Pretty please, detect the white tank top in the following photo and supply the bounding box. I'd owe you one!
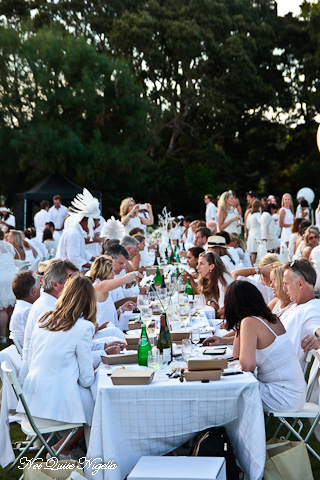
[252,316,305,388]
[220,209,238,233]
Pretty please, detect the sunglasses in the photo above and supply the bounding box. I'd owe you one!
[289,260,308,282]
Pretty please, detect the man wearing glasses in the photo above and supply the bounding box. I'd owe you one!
[282,259,320,369]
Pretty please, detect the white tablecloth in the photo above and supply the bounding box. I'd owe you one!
[86,367,266,480]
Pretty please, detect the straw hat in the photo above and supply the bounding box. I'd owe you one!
[207,236,227,248]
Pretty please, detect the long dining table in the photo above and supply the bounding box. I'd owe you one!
[85,364,266,480]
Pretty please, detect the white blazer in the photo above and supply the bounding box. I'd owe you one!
[18,318,95,425]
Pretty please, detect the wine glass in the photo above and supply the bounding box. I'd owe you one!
[178,294,190,327]
[137,295,149,316]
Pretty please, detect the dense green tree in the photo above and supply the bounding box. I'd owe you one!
[1,2,320,216]
[0,25,153,214]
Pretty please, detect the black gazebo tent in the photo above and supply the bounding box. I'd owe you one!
[13,173,102,229]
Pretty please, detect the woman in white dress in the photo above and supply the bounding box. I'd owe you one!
[0,230,17,342]
[120,197,154,235]
[217,191,240,234]
[261,204,279,253]
[7,230,37,265]
[18,275,97,455]
[279,193,294,247]
[246,199,262,265]
[197,251,233,318]
[226,280,305,413]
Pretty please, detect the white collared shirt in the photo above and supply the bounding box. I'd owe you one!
[9,299,32,347]
[49,204,68,230]
[56,223,92,270]
[34,209,52,240]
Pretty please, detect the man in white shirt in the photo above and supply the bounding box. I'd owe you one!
[48,195,68,231]
[34,200,52,240]
[204,194,217,223]
[282,259,320,368]
[19,259,78,386]
[56,220,94,271]
[56,188,101,271]
[9,271,40,348]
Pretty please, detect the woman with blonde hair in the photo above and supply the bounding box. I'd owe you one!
[120,197,154,234]
[197,251,233,317]
[268,263,294,317]
[19,274,97,432]
[217,191,240,234]
[89,255,137,329]
[279,193,294,247]
[8,229,37,264]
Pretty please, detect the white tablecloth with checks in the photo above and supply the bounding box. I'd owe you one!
[86,367,266,480]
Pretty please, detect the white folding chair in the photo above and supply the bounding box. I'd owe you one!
[1,361,83,471]
[268,352,320,462]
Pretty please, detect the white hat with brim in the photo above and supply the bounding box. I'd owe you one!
[0,207,13,214]
[207,235,227,248]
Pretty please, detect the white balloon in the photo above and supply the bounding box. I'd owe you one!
[296,187,315,205]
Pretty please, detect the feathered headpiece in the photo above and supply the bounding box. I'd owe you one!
[68,188,100,240]
[101,216,125,240]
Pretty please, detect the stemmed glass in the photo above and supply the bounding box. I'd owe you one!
[137,295,151,327]
[178,294,190,327]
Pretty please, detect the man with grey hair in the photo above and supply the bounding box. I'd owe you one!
[103,239,140,306]
[19,259,78,385]
[282,259,320,368]
[121,235,140,261]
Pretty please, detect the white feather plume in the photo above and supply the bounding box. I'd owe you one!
[68,188,101,240]
[101,216,126,240]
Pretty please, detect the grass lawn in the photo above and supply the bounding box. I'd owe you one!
[1,418,319,479]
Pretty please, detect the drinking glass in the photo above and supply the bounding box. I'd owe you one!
[182,338,192,361]
[191,328,200,354]
[148,350,160,370]
[194,294,206,317]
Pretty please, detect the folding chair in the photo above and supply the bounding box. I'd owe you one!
[268,352,320,462]
[1,361,83,472]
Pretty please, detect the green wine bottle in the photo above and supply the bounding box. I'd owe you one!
[161,274,166,289]
[185,277,194,297]
[154,266,162,285]
[157,313,172,363]
[138,324,152,366]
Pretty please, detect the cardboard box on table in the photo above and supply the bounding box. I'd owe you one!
[111,368,154,385]
[101,353,138,365]
[128,456,226,480]
[184,358,228,382]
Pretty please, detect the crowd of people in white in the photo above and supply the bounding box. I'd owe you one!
[1,186,320,461]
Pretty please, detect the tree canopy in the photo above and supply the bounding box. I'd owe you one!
[1,1,320,217]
